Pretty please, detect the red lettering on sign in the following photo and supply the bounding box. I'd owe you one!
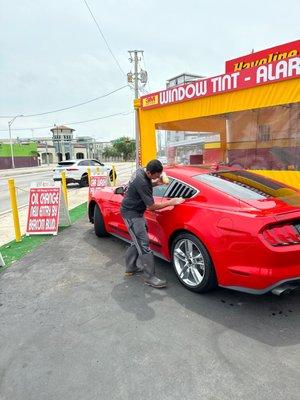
[26,187,61,235]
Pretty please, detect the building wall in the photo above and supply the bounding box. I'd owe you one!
[0,157,38,169]
[37,145,88,164]
[0,143,38,169]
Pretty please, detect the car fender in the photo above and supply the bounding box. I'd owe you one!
[167,222,212,255]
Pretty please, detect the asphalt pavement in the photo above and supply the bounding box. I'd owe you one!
[0,217,299,400]
[0,171,54,213]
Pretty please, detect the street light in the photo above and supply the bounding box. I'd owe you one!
[8,114,24,169]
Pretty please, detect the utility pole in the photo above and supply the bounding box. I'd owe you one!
[128,50,148,168]
[45,141,49,165]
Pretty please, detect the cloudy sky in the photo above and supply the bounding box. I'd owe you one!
[0,0,299,141]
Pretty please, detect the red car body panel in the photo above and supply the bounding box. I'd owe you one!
[89,166,300,294]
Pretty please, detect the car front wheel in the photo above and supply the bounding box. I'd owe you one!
[94,204,108,237]
[109,169,117,182]
[171,233,217,293]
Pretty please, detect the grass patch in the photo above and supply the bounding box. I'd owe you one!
[0,202,87,271]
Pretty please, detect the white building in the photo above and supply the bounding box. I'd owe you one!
[12,125,113,165]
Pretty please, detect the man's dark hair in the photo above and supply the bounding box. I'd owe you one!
[146,159,163,174]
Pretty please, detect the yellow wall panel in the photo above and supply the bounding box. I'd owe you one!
[139,78,300,165]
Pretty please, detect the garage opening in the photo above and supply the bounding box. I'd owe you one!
[155,102,300,170]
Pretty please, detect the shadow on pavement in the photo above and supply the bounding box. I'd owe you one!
[85,228,300,348]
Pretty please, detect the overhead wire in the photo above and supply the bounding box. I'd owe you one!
[0,110,134,132]
[0,2,132,135]
[0,85,129,118]
[82,0,126,78]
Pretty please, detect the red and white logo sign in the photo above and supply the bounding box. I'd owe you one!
[225,40,300,73]
[89,174,107,197]
[90,175,107,188]
[26,187,60,235]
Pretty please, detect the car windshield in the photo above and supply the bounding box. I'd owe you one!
[194,170,299,200]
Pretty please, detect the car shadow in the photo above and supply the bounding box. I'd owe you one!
[66,183,82,190]
[84,228,300,347]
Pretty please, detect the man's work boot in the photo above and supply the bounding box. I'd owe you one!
[124,245,143,276]
[140,253,167,288]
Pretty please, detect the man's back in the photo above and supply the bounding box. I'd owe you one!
[120,167,154,219]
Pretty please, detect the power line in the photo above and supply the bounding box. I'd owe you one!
[0,110,133,132]
[82,0,126,78]
[0,85,129,118]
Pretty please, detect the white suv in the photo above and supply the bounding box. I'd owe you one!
[53,159,115,187]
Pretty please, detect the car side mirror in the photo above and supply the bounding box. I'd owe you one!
[114,186,125,195]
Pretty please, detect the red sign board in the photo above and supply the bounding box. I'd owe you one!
[26,187,60,235]
[141,56,300,110]
[225,40,300,74]
[90,175,107,188]
[89,174,107,197]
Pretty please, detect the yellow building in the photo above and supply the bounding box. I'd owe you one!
[137,40,300,186]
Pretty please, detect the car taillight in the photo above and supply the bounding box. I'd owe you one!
[66,168,79,171]
[262,224,300,246]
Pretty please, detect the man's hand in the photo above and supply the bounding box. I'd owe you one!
[152,177,165,187]
[147,197,185,211]
[168,197,185,206]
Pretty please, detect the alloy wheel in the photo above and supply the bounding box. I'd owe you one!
[173,239,205,287]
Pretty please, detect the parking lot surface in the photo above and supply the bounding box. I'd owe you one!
[0,217,300,400]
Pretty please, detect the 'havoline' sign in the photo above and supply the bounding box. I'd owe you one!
[225,40,300,73]
[141,56,300,110]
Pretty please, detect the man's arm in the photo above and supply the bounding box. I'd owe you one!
[147,197,185,211]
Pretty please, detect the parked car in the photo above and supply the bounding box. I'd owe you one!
[53,159,116,187]
[88,165,300,295]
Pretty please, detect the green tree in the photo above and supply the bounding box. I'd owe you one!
[102,146,118,158]
[111,136,136,161]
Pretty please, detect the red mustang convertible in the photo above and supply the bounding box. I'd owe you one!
[88,165,300,295]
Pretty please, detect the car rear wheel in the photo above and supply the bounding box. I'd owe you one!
[171,233,217,293]
[94,204,108,237]
[109,169,117,182]
[79,174,89,187]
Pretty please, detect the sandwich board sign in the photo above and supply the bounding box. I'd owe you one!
[26,185,70,236]
[89,174,108,196]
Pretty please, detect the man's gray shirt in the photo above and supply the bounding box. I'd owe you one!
[120,168,154,219]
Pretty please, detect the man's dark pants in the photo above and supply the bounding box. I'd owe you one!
[123,216,155,275]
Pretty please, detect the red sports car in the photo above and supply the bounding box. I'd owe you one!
[88,165,300,295]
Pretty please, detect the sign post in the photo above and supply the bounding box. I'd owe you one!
[0,252,5,267]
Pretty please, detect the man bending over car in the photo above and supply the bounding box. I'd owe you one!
[120,159,184,288]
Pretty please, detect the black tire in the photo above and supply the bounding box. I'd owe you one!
[171,233,217,293]
[109,169,117,182]
[79,174,89,187]
[94,204,108,237]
